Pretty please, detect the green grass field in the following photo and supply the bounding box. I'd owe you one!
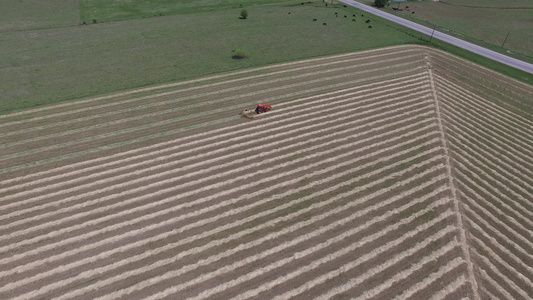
[356,0,533,64]
[1,0,532,114]
[0,0,421,114]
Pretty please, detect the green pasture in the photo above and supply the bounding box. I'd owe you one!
[0,0,80,31]
[1,0,532,115]
[80,0,290,23]
[0,1,420,114]
[357,0,533,64]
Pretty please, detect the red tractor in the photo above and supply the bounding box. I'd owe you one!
[255,104,272,114]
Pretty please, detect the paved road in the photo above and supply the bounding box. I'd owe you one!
[339,0,533,75]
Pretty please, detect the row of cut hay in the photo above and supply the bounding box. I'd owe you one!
[0,51,424,145]
[0,55,425,153]
[89,175,452,300]
[0,59,428,177]
[0,82,434,224]
[429,51,533,116]
[0,45,424,124]
[0,73,431,201]
[0,94,434,221]
[84,177,451,300]
[457,169,533,253]
[0,69,429,191]
[437,87,533,160]
[0,111,438,253]
[436,77,533,151]
[436,84,533,220]
[433,76,533,298]
[0,106,440,275]
[1,139,448,300]
[0,79,455,298]
[0,48,425,139]
[440,109,533,182]
[423,47,533,98]
[186,210,456,300]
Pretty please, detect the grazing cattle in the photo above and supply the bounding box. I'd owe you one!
[344,15,347,18]
[343,5,347,7]
[323,22,327,25]
[365,19,370,23]
[288,12,291,14]
[313,18,317,21]
[352,19,356,22]
[368,25,372,28]
[353,14,356,17]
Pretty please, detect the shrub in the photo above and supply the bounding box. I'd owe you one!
[232,47,247,59]
[240,9,248,19]
[374,0,388,8]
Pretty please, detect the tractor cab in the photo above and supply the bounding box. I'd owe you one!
[255,104,272,114]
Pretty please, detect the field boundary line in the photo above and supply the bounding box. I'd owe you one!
[0,64,426,154]
[0,51,423,132]
[0,45,419,119]
[426,56,480,300]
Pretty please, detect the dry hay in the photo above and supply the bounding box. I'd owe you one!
[0,45,532,300]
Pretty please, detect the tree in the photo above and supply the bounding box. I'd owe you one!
[374,0,387,8]
[240,9,248,19]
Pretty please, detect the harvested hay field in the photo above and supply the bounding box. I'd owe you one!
[0,45,532,299]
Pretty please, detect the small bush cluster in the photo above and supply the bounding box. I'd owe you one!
[232,47,247,59]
